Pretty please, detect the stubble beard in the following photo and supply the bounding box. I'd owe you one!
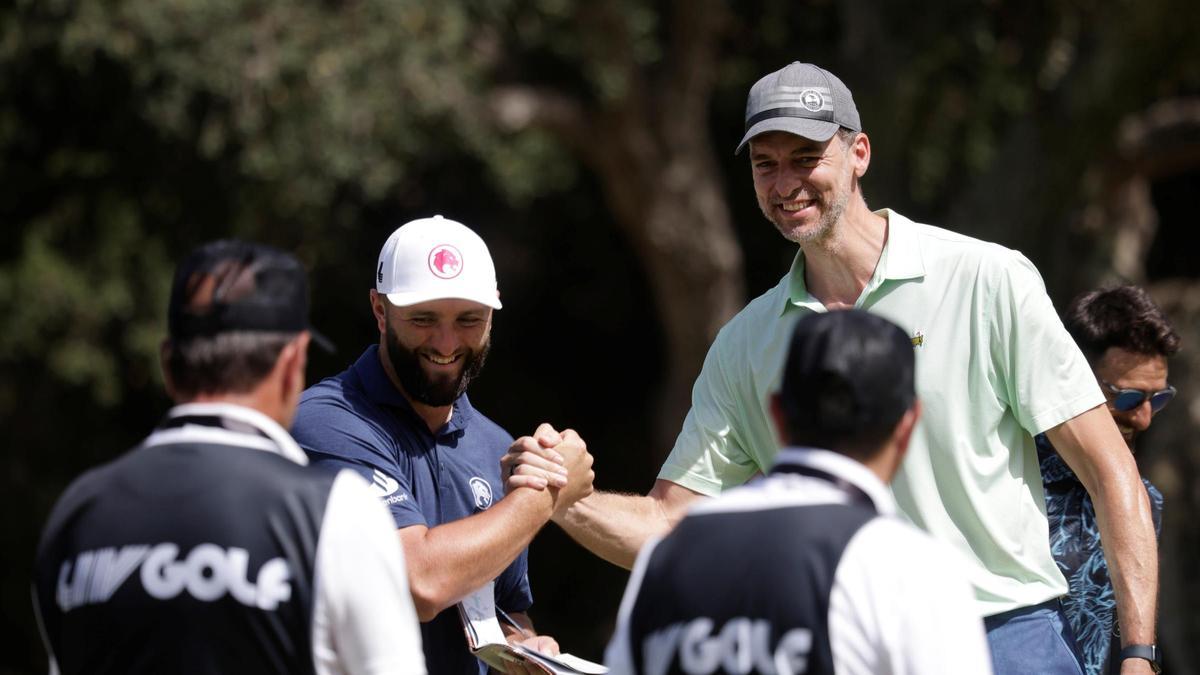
[384,324,490,407]
[762,188,850,247]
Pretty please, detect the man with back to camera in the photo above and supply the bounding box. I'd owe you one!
[604,310,994,675]
[32,240,425,674]
[507,62,1160,674]
[290,216,595,675]
[1040,285,1177,675]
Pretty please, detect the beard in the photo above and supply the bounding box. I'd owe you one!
[761,185,850,246]
[384,325,490,407]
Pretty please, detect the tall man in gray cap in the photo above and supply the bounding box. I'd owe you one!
[33,240,425,674]
[605,310,993,675]
[508,62,1159,674]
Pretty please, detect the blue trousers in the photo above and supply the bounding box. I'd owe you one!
[985,599,1085,675]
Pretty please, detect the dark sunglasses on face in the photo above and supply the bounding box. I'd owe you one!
[1101,380,1176,413]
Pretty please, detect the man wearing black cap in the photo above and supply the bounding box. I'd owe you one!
[511,61,1160,675]
[32,240,425,674]
[603,310,992,674]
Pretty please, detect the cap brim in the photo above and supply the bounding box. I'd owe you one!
[384,290,502,310]
[735,118,841,154]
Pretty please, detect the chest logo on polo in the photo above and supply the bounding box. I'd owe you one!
[911,330,924,348]
[56,543,291,612]
[469,476,494,510]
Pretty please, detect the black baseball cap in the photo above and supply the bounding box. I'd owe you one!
[779,310,914,438]
[167,240,334,352]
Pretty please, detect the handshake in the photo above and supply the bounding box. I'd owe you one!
[501,423,595,518]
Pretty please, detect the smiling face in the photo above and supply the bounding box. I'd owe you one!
[749,130,867,245]
[372,293,492,408]
[1093,346,1170,451]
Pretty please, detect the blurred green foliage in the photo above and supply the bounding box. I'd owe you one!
[3,0,1199,671]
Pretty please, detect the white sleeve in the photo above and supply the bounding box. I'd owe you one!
[829,518,993,675]
[603,536,662,675]
[312,470,426,675]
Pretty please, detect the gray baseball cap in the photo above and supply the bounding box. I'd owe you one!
[735,62,861,154]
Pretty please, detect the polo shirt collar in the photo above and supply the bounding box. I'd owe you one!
[782,208,926,315]
[352,345,474,436]
[145,402,309,465]
[771,446,897,516]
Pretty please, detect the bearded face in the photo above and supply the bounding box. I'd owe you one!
[384,321,489,407]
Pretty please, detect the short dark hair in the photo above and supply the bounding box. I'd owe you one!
[778,310,915,461]
[1064,285,1180,365]
[164,331,298,398]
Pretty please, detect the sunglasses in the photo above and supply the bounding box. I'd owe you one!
[1100,380,1176,413]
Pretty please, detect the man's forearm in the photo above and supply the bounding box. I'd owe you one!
[1046,408,1159,652]
[552,491,671,569]
[553,481,703,569]
[403,487,553,618]
[1093,471,1159,647]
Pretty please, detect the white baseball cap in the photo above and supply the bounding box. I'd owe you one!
[376,215,502,309]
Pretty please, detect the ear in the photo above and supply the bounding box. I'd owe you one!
[889,399,922,469]
[850,131,871,180]
[280,333,310,395]
[369,289,388,335]
[275,333,310,424]
[769,393,790,446]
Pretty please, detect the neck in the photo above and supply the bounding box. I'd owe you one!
[376,347,454,434]
[859,450,899,486]
[408,398,454,434]
[799,201,887,309]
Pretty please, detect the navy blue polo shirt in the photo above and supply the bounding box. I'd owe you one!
[291,345,532,675]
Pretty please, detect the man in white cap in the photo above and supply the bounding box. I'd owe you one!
[292,216,595,675]
[509,62,1159,674]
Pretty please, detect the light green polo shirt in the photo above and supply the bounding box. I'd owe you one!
[658,209,1104,616]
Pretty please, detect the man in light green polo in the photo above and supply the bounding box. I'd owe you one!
[504,62,1160,675]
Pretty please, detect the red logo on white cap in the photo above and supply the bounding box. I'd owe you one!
[428,245,463,279]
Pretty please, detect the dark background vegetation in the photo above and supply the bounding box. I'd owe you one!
[3,0,1199,672]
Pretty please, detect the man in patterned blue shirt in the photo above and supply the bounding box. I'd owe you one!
[1038,285,1178,675]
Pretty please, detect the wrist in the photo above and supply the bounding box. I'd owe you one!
[1119,644,1162,673]
[508,483,556,519]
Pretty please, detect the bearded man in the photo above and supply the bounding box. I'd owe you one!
[291,216,594,675]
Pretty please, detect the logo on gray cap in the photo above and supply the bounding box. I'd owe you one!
[735,62,861,154]
[800,88,825,112]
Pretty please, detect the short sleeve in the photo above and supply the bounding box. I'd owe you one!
[987,251,1104,435]
[831,519,993,674]
[657,333,760,496]
[293,395,428,529]
[312,470,426,674]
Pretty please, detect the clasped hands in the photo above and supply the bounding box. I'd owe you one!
[501,423,594,517]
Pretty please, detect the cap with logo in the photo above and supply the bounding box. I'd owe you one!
[376,215,502,310]
[778,309,914,437]
[168,239,334,352]
[735,61,862,154]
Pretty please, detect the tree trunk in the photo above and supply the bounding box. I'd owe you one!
[489,0,745,458]
[586,107,745,458]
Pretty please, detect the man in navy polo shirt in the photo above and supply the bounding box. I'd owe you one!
[292,216,594,675]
